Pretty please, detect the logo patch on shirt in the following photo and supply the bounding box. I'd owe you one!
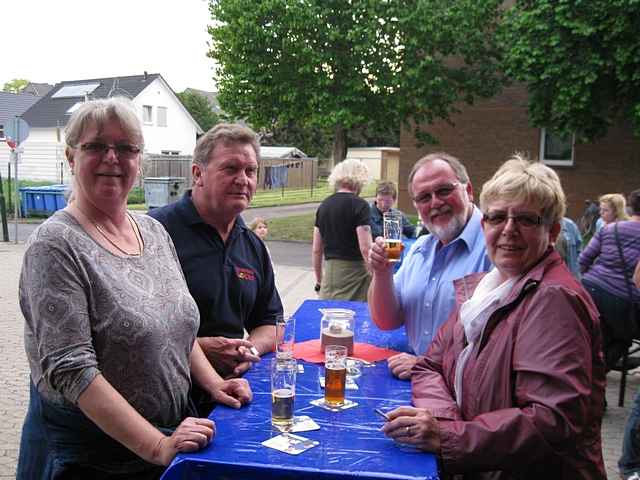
[235,267,256,281]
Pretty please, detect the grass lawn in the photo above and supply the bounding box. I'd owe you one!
[266,211,418,243]
[267,213,315,242]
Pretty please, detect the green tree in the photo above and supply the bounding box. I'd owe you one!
[207,0,504,162]
[499,0,640,140]
[177,90,220,132]
[2,79,29,93]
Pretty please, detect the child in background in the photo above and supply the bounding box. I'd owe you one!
[249,217,273,266]
[249,217,269,241]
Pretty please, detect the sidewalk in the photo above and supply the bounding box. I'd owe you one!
[0,241,634,478]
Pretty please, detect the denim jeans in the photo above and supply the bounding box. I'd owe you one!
[17,381,168,479]
[620,389,640,477]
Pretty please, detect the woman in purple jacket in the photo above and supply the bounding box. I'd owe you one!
[382,155,606,479]
[580,189,640,371]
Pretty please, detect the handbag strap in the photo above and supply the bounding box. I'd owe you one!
[614,222,634,303]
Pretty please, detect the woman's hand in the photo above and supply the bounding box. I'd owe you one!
[211,378,253,408]
[387,353,418,380]
[155,417,215,465]
[381,406,441,452]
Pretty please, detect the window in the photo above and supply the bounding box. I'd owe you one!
[66,102,83,115]
[51,82,100,98]
[0,124,4,140]
[540,128,574,166]
[143,105,153,124]
[157,106,167,127]
[161,150,180,155]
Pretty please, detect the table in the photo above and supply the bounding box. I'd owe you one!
[161,300,439,480]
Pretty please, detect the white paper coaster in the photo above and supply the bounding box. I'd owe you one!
[262,433,319,455]
[273,415,320,433]
[310,398,358,412]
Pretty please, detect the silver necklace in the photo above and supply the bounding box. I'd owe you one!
[91,212,142,257]
[87,210,142,257]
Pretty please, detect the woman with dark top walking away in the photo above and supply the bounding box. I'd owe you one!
[312,158,372,301]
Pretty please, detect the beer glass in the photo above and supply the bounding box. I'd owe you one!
[383,211,403,263]
[324,345,347,406]
[271,358,297,430]
[276,315,296,359]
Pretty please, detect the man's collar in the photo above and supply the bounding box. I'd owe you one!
[456,206,483,250]
[180,190,247,232]
[418,205,482,252]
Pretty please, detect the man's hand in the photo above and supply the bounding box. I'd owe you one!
[387,353,417,380]
[381,406,440,453]
[210,378,253,409]
[369,237,394,275]
[199,336,261,378]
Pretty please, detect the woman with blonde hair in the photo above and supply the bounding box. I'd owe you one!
[581,189,640,372]
[312,158,372,301]
[382,154,605,478]
[597,193,629,231]
[17,97,252,479]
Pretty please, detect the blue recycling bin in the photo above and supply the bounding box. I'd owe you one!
[19,184,68,217]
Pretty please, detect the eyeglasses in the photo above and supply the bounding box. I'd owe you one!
[482,212,546,228]
[412,182,461,204]
[74,142,141,159]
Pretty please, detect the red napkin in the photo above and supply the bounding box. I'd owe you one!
[293,339,399,364]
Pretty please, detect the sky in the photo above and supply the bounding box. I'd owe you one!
[1,0,217,93]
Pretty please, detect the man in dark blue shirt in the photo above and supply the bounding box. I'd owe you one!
[149,123,281,381]
[369,180,415,240]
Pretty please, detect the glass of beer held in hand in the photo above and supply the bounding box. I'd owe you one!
[271,358,297,430]
[324,345,347,406]
[383,211,404,263]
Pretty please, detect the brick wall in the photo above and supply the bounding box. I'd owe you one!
[399,85,640,220]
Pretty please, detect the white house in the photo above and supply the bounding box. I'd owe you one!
[0,91,41,180]
[346,147,400,182]
[3,73,202,182]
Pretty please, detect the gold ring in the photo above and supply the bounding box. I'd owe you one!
[405,426,410,435]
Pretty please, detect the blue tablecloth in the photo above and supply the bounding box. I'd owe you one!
[161,300,438,480]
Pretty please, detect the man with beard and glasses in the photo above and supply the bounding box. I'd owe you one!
[150,124,282,414]
[368,152,491,379]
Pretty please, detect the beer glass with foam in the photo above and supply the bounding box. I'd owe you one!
[271,358,297,430]
[383,211,403,262]
[324,345,347,406]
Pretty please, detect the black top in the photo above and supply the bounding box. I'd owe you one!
[149,192,282,338]
[315,192,370,261]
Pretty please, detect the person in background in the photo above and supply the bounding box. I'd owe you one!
[368,152,491,379]
[312,158,372,301]
[597,193,629,232]
[249,216,274,266]
[580,189,640,371]
[17,98,251,479]
[248,216,269,241]
[383,155,605,479]
[369,180,415,239]
[620,257,640,480]
[149,124,281,392]
[579,199,601,247]
[555,216,583,278]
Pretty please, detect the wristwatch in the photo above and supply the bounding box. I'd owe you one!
[314,283,321,293]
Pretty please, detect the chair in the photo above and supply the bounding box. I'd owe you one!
[616,339,640,407]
